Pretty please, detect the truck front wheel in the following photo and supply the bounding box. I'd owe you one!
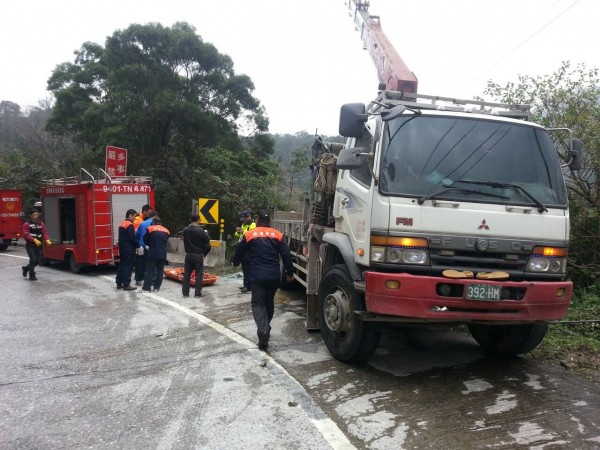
[0,240,9,251]
[468,323,548,356]
[319,265,380,362]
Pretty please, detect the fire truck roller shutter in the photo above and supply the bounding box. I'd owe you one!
[111,193,149,243]
[42,197,60,243]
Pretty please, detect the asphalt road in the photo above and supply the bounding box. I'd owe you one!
[1,246,599,449]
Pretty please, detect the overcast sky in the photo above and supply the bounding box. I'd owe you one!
[1,0,598,135]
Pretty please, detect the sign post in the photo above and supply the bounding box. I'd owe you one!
[105,145,128,177]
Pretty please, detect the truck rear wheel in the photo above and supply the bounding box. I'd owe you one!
[68,253,82,274]
[319,265,380,362]
[468,323,548,356]
[0,240,9,251]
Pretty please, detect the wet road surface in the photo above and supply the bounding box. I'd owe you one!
[1,246,599,449]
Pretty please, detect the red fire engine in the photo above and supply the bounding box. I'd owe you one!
[0,189,23,250]
[40,169,155,273]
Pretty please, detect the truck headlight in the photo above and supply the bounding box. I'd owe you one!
[371,246,386,262]
[526,246,567,273]
[370,236,430,265]
[386,248,403,263]
[402,249,428,264]
[527,257,566,273]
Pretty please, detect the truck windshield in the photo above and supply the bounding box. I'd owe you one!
[379,115,568,208]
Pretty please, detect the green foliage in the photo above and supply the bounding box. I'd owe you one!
[39,22,281,233]
[271,131,344,211]
[484,62,600,287]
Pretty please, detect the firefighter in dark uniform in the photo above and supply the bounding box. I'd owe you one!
[116,209,138,290]
[233,210,294,350]
[21,209,51,281]
[141,216,170,293]
[181,214,211,298]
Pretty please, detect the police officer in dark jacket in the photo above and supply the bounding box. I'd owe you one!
[141,216,170,293]
[233,210,294,350]
[116,209,138,290]
[181,214,211,298]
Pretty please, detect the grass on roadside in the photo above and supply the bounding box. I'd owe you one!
[529,285,600,382]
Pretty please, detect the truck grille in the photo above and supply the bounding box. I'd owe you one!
[429,249,528,272]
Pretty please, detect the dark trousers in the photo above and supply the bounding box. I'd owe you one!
[250,279,280,341]
[241,257,252,290]
[183,252,204,297]
[143,258,165,291]
[134,251,147,282]
[116,253,135,287]
[25,245,41,278]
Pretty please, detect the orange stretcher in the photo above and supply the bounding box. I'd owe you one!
[163,267,218,286]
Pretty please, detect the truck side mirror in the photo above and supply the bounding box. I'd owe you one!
[336,147,366,170]
[569,138,583,171]
[339,103,367,138]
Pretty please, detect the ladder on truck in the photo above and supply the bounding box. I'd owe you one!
[82,168,115,265]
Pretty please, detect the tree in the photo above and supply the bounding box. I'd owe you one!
[484,62,600,287]
[286,147,310,210]
[45,22,280,232]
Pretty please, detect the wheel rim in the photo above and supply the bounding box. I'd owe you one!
[323,287,352,335]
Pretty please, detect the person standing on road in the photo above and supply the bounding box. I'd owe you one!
[140,216,170,293]
[234,210,256,293]
[181,214,211,299]
[134,210,157,286]
[133,205,154,286]
[233,210,294,350]
[21,209,51,281]
[116,209,138,291]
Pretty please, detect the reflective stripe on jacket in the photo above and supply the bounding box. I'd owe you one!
[234,221,256,240]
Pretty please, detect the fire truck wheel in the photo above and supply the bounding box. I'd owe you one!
[68,253,82,274]
[319,264,380,362]
[0,241,9,251]
[467,322,548,356]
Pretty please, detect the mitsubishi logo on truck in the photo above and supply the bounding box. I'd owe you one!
[478,219,490,230]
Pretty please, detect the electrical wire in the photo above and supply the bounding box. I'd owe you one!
[457,0,581,92]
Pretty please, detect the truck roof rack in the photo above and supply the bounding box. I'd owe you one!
[370,91,531,120]
[41,169,152,186]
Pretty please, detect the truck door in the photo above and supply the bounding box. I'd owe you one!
[42,197,61,243]
[334,127,374,265]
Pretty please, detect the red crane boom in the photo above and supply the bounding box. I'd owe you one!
[349,1,418,93]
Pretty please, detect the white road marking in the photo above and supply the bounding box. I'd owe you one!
[101,275,356,450]
[0,253,28,260]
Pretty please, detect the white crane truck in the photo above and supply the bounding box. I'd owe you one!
[272,1,583,362]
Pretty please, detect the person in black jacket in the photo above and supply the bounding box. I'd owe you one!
[141,216,170,293]
[116,209,138,290]
[233,210,294,350]
[21,209,52,281]
[181,214,211,298]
